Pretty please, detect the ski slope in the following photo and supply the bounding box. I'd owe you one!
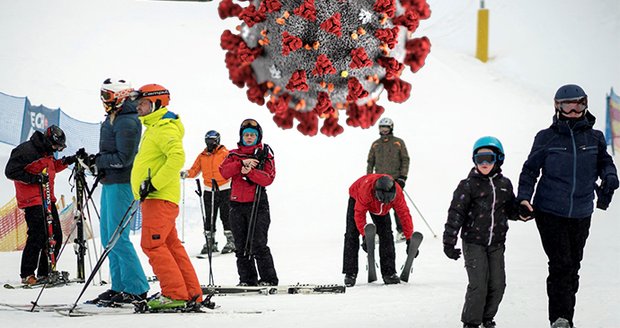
[0,0,618,327]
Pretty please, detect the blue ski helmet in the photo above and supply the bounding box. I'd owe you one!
[554,84,588,111]
[472,136,504,166]
[205,130,220,146]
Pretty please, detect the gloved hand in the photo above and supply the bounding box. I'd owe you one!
[180,170,189,179]
[34,173,49,185]
[518,203,534,221]
[139,179,156,201]
[596,185,613,210]
[61,155,78,165]
[443,244,461,260]
[361,236,368,253]
[602,174,619,194]
[396,176,407,189]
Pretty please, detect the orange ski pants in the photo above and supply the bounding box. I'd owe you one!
[140,199,202,302]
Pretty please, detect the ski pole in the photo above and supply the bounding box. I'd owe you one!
[181,177,186,243]
[68,200,139,313]
[207,178,219,285]
[195,179,208,253]
[402,189,437,238]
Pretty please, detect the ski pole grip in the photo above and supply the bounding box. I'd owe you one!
[211,178,219,192]
[195,179,202,197]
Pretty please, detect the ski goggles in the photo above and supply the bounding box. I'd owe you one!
[557,97,587,114]
[473,152,496,165]
[241,119,259,129]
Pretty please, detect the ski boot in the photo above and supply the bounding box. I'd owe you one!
[220,230,236,254]
[144,294,187,312]
[344,273,357,287]
[201,231,219,254]
[482,319,496,328]
[463,324,480,328]
[87,289,119,305]
[21,275,38,286]
[110,291,147,305]
[551,318,571,328]
[382,273,401,285]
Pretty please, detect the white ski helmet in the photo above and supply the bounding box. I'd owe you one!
[100,78,135,113]
[378,117,394,129]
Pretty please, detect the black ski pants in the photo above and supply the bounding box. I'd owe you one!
[202,189,231,232]
[342,197,396,277]
[535,211,591,327]
[461,242,506,326]
[21,204,62,278]
[229,194,278,286]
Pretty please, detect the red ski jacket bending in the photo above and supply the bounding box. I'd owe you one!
[219,143,275,203]
[349,174,414,239]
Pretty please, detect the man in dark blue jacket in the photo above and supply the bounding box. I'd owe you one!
[517,84,618,328]
[89,78,149,305]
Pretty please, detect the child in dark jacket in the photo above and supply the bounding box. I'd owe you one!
[443,136,519,328]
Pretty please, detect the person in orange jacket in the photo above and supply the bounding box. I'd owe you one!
[181,130,234,255]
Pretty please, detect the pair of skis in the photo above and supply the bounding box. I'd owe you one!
[365,223,423,283]
[201,283,346,296]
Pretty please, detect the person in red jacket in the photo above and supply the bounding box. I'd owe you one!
[4,125,74,285]
[342,174,414,287]
[219,119,278,286]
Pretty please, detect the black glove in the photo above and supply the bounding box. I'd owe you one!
[361,236,368,253]
[34,173,49,185]
[518,203,534,219]
[139,179,156,201]
[596,185,613,210]
[397,176,407,189]
[61,155,78,165]
[443,244,461,260]
[602,175,619,194]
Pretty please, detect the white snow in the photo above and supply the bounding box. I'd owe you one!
[0,0,618,327]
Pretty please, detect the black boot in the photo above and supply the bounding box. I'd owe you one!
[382,273,400,284]
[344,273,357,287]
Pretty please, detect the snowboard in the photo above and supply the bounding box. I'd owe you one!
[399,231,424,282]
[365,223,377,283]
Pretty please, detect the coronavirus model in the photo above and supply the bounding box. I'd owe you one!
[218,0,431,136]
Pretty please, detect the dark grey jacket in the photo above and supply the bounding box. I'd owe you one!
[366,134,410,179]
[95,100,141,184]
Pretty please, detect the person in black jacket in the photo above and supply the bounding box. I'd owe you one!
[443,136,519,328]
[4,125,72,285]
[517,84,618,328]
[88,78,149,305]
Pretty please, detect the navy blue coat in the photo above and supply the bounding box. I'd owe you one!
[517,112,617,218]
[95,100,141,184]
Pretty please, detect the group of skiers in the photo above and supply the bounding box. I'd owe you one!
[4,79,278,310]
[3,82,618,326]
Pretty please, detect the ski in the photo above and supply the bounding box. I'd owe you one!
[0,302,72,312]
[3,272,76,289]
[400,231,424,282]
[201,284,346,296]
[365,223,377,283]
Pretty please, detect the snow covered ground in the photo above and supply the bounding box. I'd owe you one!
[0,0,618,327]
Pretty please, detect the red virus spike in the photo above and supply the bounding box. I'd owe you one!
[376,57,404,80]
[293,0,317,22]
[239,4,266,27]
[246,82,267,106]
[374,27,400,49]
[281,32,303,56]
[237,42,262,64]
[218,0,243,19]
[286,70,309,92]
[320,13,342,37]
[347,77,369,102]
[261,0,282,13]
[295,111,319,136]
[220,30,244,51]
[314,92,335,116]
[373,0,397,18]
[383,78,411,103]
[393,7,420,32]
[320,117,344,137]
[350,47,373,69]
[400,0,431,19]
[312,54,336,76]
[404,36,431,73]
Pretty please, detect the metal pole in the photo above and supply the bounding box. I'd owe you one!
[402,189,437,238]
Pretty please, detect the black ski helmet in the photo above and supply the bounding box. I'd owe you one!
[205,130,221,146]
[374,175,396,203]
[239,118,262,145]
[554,84,588,112]
[45,125,66,150]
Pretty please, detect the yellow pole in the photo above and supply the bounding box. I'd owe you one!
[476,2,489,62]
